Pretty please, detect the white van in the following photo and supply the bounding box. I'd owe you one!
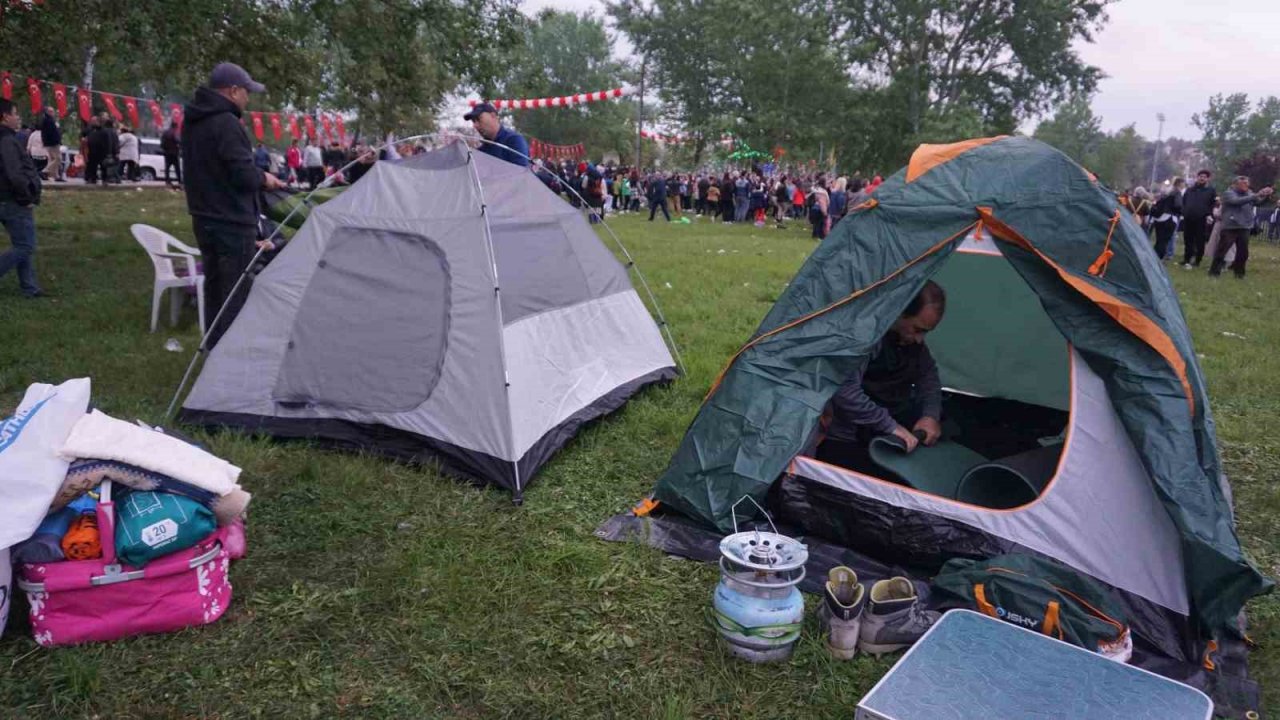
[137,137,172,181]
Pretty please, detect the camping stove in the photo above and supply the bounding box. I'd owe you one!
[711,496,808,663]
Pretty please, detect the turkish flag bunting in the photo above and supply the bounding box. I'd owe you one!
[77,88,92,122]
[251,112,264,141]
[26,78,42,114]
[170,104,183,131]
[335,115,346,143]
[303,115,316,141]
[270,113,282,141]
[148,100,164,128]
[288,114,301,140]
[102,93,123,122]
[52,83,67,118]
[320,114,333,141]
[0,72,10,100]
[123,96,140,127]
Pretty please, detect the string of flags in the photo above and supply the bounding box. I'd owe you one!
[468,85,634,111]
[0,70,347,144]
[528,138,584,160]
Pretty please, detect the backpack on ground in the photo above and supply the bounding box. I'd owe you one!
[931,553,1133,662]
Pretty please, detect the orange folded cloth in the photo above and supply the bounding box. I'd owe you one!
[61,513,102,561]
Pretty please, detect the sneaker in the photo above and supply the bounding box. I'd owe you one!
[858,577,940,656]
[1182,263,1193,270]
[816,566,865,659]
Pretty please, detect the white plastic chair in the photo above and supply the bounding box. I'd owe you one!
[130,224,206,336]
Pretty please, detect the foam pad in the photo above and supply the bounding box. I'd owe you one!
[868,437,989,499]
[955,443,1063,509]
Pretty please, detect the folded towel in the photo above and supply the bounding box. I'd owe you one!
[57,458,251,526]
[59,410,241,497]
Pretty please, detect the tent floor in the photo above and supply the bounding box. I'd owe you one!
[596,507,1261,718]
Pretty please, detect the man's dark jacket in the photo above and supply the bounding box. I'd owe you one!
[161,127,180,157]
[1182,184,1217,220]
[182,87,263,227]
[39,113,61,148]
[0,126,42,206]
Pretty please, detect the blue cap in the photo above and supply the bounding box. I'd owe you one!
[208,62,266,93]
[464,102,497,121]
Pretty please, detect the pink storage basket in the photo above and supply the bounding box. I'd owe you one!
[16,482,246,647]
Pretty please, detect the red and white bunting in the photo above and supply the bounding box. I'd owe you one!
[470,85,633,111]
[0,69,353,145]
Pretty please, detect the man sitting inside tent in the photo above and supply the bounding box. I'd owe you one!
[817,281,945,470]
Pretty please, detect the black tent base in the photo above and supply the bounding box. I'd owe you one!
[179,366,678,501]
[596,488,1263,719]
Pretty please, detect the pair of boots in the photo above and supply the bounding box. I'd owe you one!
[816,567,940,659]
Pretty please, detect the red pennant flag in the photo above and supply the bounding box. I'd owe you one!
[26,77,42,114]
[101,93,123,122]
[52,83,67,118]
[270,113,282,141]
[335,115,346,143]
[1,72,11,100]
[148,100,164,128]
[123,96,140,128]
[303,115,316,141]
[170,104,183,131]
[77,88,92,122]
[320,114,333,141]
[288,114,301,140]
[251,112,264,141]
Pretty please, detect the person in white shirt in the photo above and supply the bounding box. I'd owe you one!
[303,140,324,189]
[117,127,140,182]
[25,126,48,178]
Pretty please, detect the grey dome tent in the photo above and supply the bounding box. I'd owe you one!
[179,141,677,500]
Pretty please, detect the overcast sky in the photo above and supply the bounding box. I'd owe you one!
[516,0,1280,141]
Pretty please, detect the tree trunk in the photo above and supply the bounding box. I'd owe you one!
[82,44,98,89]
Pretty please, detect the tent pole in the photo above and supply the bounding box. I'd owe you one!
[465,148,523,501]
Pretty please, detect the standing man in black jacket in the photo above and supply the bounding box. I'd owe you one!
[161,122,182,187]
[1180,170,1217,269]
[39,106,63,182]
[0,99,45,297]
[182,62,283,347]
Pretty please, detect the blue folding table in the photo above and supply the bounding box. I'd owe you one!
[856,610,1213,720]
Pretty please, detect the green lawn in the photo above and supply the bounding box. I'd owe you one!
[0,190,1276,719]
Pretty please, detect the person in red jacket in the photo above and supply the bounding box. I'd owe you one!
[285,139,302,186]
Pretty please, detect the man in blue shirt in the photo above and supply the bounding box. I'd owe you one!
[464,102,529,167]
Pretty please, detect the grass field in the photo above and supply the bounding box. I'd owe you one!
[0,189,1276,719]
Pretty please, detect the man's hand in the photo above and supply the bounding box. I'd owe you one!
[262,172,284,190]
[891,425,920,453]
[913,416,942,447]
[255,239,276,252]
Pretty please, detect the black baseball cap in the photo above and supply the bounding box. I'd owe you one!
[209,62,266,93]
[464,102,497,121]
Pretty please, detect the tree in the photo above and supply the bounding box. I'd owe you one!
[612,0,1110,173]
[1235,152,1280,189]
[497,10,635,161]
[0,0,524,138]
[609,0,854,168]
[829,0,1109,165]
[1033,95,1103,165]
[1192,93,1280,183]
[1090,124,1145,189]
[286,0,524,137]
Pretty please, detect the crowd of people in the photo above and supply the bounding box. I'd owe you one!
[531,161,884,238]
[1124,169,1277,279]
[6,55,1280,321]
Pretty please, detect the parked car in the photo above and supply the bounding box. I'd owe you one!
[137,137,174,181]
